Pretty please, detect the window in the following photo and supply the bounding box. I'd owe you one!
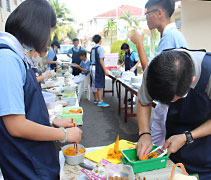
[6,0,11,12]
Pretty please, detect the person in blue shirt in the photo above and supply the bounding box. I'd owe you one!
[67,38,88,76]
[0,0,82,179]
[73,50,90,75]
[90,35,110,107]
[130,0,188,148]
[47,41,60,71]
[27,49,53,84]
[120,43,140,76]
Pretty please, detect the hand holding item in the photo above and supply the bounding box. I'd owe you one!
[73,64,80,68]
[130,66,136,72]
[42,71,52,79]
[162,134,186,155]
[56,61,60,65]
[53,118,77,128]
[66,127,82,144]
[129,29,144,45]
[136,133,153,160]
[50,70,56,77]
[105,70,110,76]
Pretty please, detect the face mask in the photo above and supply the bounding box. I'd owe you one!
[32,56,41,64]
[23,44,33,51]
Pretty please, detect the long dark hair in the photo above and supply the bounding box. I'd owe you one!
[5,0,57,53]
[121,43,131,56]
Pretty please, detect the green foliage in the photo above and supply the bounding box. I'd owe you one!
[119,10,139,31]
[67,27,77,41]
[103,19,117,45]
[48,0,73,23]
[110,40,126,64]
[48,0,75,43]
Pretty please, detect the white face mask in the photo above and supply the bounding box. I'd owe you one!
[32,56,41,64]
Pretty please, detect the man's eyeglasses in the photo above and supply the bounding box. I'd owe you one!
[145,9,158,17]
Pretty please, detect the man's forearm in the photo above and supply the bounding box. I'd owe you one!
[3,114,65,141]
[191,119,211,139]
[136,43,149,70]
[47,60,56,64]
[137,100,151,135]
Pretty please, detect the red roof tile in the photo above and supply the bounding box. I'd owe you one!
[96,5,142,18]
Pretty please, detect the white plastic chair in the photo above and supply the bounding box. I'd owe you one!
[83,74,90,101]
[77,74,90,103]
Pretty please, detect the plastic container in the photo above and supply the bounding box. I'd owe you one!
[61,97,77,106]
[62,144,85,165]
[61,107,83,125]
[42,91,56,108]
[131,76,143,84]
[106,164,135,180]
[121,146,169,174]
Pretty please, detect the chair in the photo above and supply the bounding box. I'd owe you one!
[77,74,90,103]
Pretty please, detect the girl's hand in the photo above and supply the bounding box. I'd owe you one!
[53,118,77,128]
[66,127,82,143]
[130,67,136,72]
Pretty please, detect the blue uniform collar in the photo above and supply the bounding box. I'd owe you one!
[0,32,25,59]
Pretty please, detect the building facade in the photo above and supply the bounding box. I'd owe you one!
[0,0,23,31]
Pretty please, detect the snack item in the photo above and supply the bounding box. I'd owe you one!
[107,135,123,160]
[142,152,159,160]
[63,146,85,156]
[69,109,82,114]
[109,177,128,180]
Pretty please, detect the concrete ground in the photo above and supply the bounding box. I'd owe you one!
[56,78,140,151]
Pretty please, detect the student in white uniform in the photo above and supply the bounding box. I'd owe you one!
[130,0,188,146]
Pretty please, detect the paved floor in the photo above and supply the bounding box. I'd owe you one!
[57,78,140,151]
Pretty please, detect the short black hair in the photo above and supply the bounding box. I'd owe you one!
[51,41,60,48]
[5,0,56,53]
[92,35,101,44]
[145,0,175,18]
[121,43,129,50]
[73,38,79,42]
[79,50,87,57]
[146,50,194,104]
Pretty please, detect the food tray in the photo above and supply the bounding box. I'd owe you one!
[61,107,83,125]
[121,146,169,174]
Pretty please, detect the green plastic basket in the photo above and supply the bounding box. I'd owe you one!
[121,146,169,174]
[61,107,83,125]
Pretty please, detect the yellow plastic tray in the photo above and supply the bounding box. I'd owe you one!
[85,140,136,164]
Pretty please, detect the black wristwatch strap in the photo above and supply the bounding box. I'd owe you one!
[139,132,151,139]
[184,131,194,144]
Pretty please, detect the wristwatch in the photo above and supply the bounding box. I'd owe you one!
[184,131,194,144]
[59,127,68,143]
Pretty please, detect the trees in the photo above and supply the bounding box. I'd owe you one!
[48,0,76,43]
[119,10,139,31]
[103,19,117,45]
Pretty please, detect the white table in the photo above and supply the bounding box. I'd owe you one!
[61,146,181,180]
